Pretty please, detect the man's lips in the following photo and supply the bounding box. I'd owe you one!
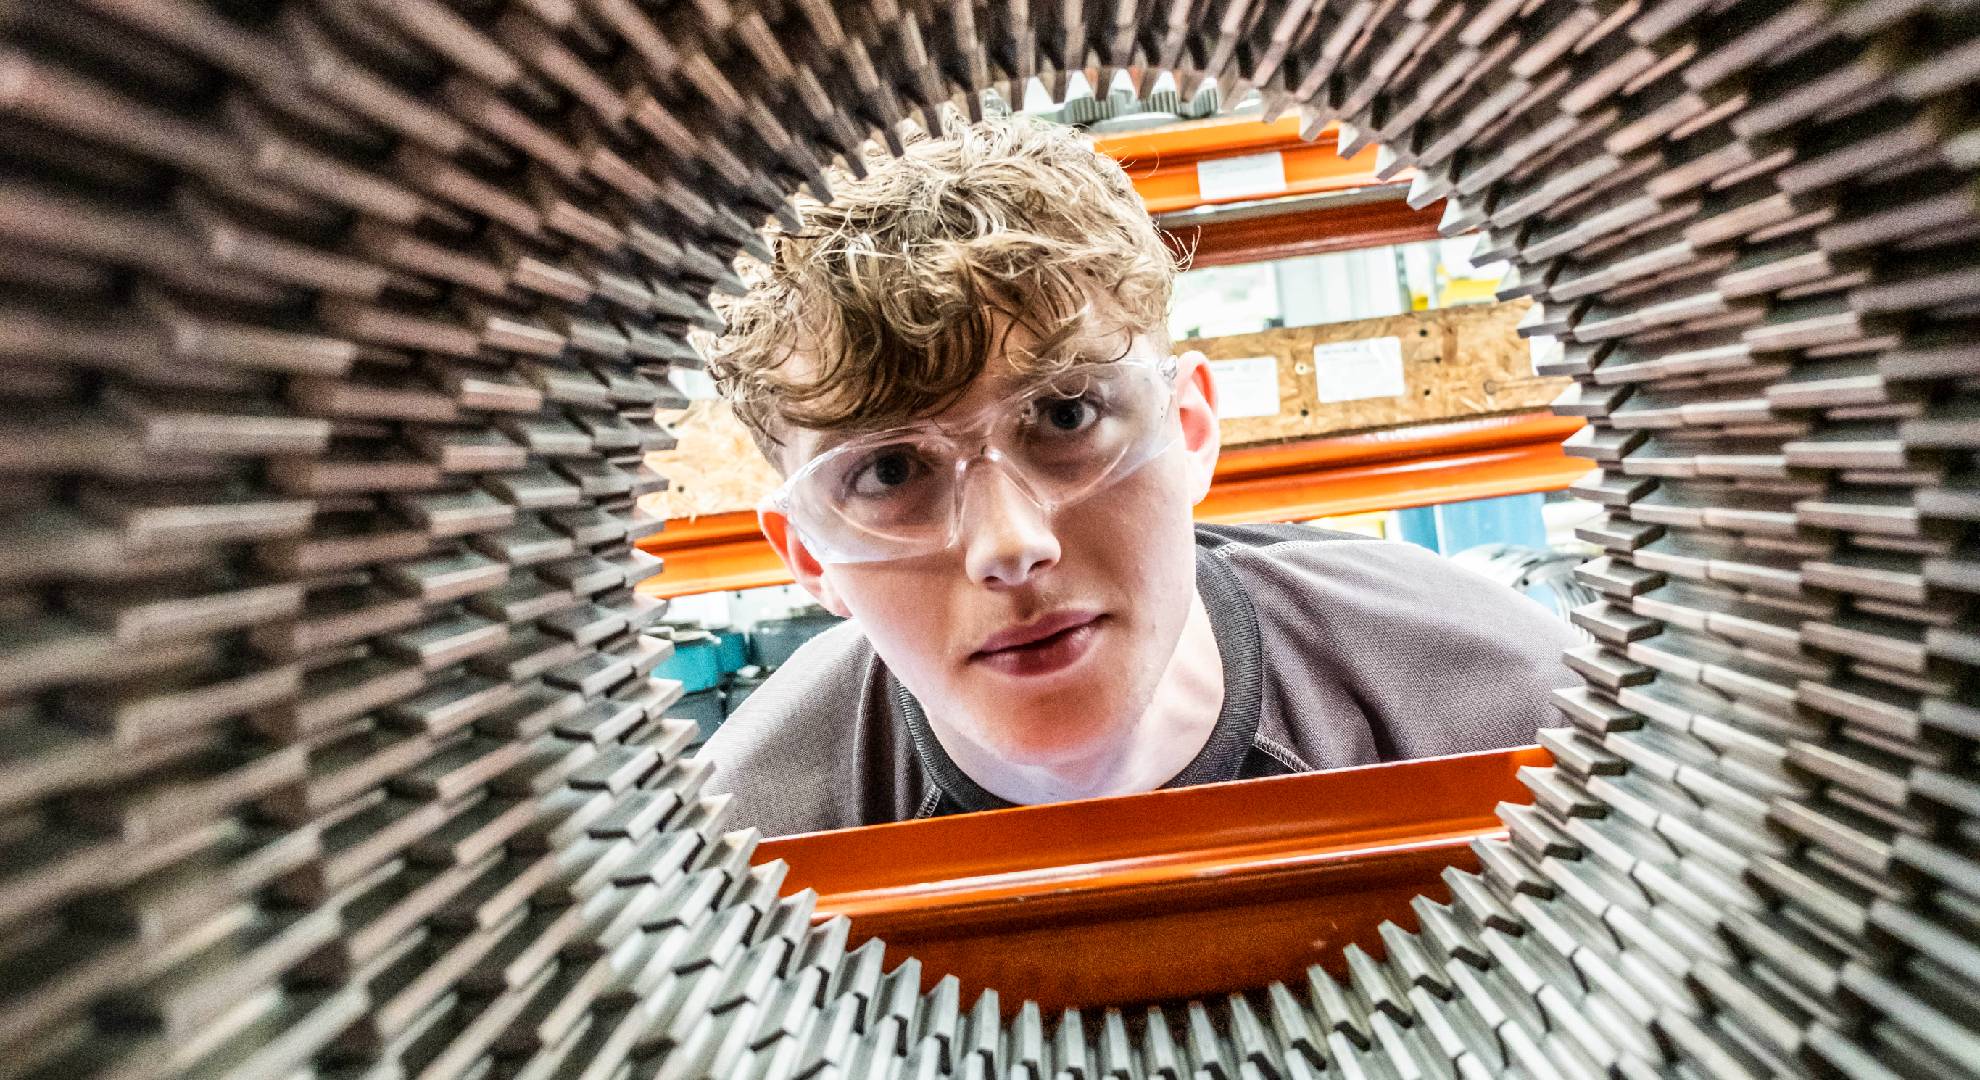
[971,610,1104,658]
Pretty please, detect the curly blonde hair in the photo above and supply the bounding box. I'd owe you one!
[708,114,1178,458]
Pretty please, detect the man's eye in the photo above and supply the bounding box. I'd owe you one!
[1035,396,1098,434]
[848,449,927,496]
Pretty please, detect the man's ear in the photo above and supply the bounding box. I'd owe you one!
[759,507,853,617]
[1174,349,1222,504]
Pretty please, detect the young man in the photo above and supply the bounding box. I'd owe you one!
[700,116,1579,838]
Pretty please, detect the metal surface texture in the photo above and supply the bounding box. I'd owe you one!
[0,1,1976,1079]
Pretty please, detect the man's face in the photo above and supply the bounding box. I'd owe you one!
[767,322,1219,776]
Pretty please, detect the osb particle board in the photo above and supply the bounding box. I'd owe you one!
[640,401,782,521]
[643,299,1566,517]
[1193,298,1567,447]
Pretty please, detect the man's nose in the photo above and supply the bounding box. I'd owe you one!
[957,458,1061,588]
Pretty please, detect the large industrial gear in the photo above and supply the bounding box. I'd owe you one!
[1,1,1975,1077]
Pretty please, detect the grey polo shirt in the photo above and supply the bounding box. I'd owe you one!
[701,522,1582,837]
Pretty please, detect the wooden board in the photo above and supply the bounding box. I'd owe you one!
[640,402,783,522]
[1194,297,1567,447]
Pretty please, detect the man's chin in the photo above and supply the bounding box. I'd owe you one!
[964,704,1133,772]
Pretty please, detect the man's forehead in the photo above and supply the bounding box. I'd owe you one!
[969,325,1141,394]
[774,324,1155,468]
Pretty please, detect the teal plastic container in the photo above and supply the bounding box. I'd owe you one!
[655,630,724,693]
[713,630,749,674]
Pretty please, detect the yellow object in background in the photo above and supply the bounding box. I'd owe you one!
[1307,511,1390,538]
[1437,275,1505,306]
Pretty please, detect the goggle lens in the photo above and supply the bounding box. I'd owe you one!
[776,358,1178,563]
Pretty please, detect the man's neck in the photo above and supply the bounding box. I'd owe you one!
[932,589,1226,805]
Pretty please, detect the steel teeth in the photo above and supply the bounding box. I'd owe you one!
[1,2,1978,1079]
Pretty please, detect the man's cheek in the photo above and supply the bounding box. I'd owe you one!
[838,575,959,673]
[1086,454,1191,538]
[1068,477,1184,580]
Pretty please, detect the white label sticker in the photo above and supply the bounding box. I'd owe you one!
[1313,336,1407,403]
[668,365,719,400]
[1529,334,1564,376]
[1195,151,1289,201]
[1206,355,1281,419]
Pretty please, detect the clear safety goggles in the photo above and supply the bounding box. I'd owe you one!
[763,352,1182,564]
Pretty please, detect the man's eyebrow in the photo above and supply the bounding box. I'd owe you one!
[805,427,884,457]
[803,418,923,457]
[795,331,1136,460]
[1022,332,1131,367]
[806,431,847,455]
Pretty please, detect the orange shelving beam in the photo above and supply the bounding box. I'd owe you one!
[1097,115,1442,266]
[753,746,1549,1012]
[1091,115,1395,215]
